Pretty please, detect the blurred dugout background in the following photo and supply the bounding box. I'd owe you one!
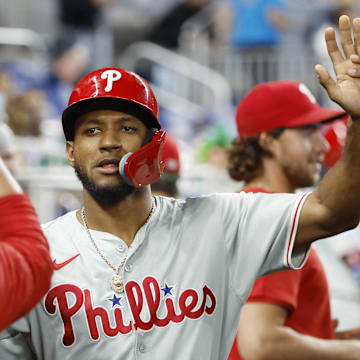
[0,0,360,332]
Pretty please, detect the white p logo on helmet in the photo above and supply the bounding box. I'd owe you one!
[101,70,122,92]
[299,83,316,104]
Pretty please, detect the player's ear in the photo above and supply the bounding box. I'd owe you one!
[66,141,75,168]
[258,132,277,156]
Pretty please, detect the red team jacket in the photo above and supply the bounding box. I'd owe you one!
[0,194,53,331]
[228,188,334,360]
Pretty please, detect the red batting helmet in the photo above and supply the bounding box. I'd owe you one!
[62,67,161,140]
[62,67,166,188]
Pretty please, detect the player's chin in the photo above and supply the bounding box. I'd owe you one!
[296,169,319,188]
[91,171,124,185]
[95,176,125,188]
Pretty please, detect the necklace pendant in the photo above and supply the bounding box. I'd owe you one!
[111,274,124,294]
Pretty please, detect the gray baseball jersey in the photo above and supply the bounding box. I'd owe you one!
[0,192,310,359]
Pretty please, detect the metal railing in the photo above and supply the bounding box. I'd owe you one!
[175,1,327,103]
[119,41,232,121]
[208,48,323,100]
[0,27,47,62]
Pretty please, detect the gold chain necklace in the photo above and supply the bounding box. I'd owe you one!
[81,197,156,294]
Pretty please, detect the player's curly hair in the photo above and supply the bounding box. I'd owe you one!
[227,129,284,182]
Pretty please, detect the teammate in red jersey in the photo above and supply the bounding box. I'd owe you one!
[0,157,53,331]
[227,78,360,359]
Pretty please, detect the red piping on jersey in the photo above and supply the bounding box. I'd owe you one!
[286,193,308,268]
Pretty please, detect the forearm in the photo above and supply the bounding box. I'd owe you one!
[0,158,22,197]
[313,118,360,233]
[311,16,360,235]
[0,195,53,331]
[240,326,360,360]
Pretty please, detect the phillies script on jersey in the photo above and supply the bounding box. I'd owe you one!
[45,276,216,346]
[0,193,310,360]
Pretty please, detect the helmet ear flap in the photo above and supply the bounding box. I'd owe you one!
[119,130,166,188]
[143,128,158,146]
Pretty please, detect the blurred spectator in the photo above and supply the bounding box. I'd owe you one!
[0,122,21,175]
[0,70,44,137]
[4,35,89,121]
[196,124,231,171]
[151,134,181,198]
[229,0,290,48]
[179,125,238,196]
[6,91,44,136]
[145,0,230,56]
[225,0,296,83]
[0,72,11,101]
[123,0,182,20]
[59,0,107,29]
[147,0,214,50]
[0,72,11,125]
[57,0,114,69]
[304,0,356,52]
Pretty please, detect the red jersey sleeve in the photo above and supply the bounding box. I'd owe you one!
[227,265,302,360]
[247,265,302,313]
[0,194,53,331]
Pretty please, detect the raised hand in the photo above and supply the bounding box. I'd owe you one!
[316,15,360,119]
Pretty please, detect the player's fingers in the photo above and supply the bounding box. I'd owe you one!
[315,64,340,101]
[348,53,360,76]
[339,15,355,58]
[353,18,360,54]
[325,28,345,67]
[347,66,360,77]
[350,54,360,63]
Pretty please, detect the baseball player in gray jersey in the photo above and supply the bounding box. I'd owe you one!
[1,15,360,359]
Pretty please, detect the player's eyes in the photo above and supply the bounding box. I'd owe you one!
[86,128,101,135]
[122,126,137,132]
[84,125,137,135]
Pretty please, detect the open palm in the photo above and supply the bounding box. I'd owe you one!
[316,16,360,118]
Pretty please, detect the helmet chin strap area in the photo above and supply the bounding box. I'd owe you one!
[119,129,166,188]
